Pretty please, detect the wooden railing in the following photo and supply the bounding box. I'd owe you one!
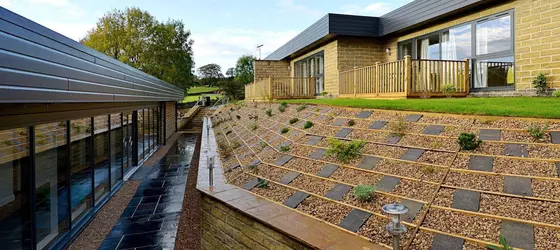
[245,77,315,100]
[339,56,470,98]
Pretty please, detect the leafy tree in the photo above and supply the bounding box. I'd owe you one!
[226,68,235,78]
[218,78,245,100]
[234,55,255,85]
[198,63,223,86]
[81,7,195,91]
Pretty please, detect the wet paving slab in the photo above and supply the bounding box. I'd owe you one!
[98,134,197,250]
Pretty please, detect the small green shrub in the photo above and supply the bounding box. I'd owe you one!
[353,185,375,202]
[388,116,408,135]
[231,141,241,149]
[296,105,307,112]
[265,109,272,116]
[457,133,482,150]
[279,101,288,107]
[532,72,548,95]
[289,118,299,124]
[441,84,457,98]
[320,91,328,96]
[347,119,356,127]
[303,121,313,129]
[421,165,436,174]
[488,235,513,250]
[250,123,258,131]
[280,128,289,134]
[259,141,267,149]
[255,179,269,188]
[527,123,548,140]
[553,90,560,97]
[279,145,291,152]
[326,138,366,163]
[314,107,321,112]
[236,115,241,120]
[278,105,286,113]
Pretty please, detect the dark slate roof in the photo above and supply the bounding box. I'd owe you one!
[0,7,184,103]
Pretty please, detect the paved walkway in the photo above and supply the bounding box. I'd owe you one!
[98,134,197,250]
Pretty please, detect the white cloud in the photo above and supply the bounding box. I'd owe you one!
[41,21,94,41]
[26,0,84,17]
[340,1,407,16]
[0,0,14,7]
[278,0,323,19]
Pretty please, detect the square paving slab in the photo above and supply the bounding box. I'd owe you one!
[301,112,313,118]
[405,114,423,122]
[332,118,348,126]
[375,176,400,192]
[356,110,373,118]
[423,125,445,135]
[357,156,381,170]
[479,129,501,141]
[243,178,260,190]
[276,141,292,150]
[400,148,425,161]
[283,191,310,208]
[369,120,387,129]
[324,184,352,201]
[338,209,371,233]
[501,221,534,250]
[431,233,464,250]
[400,199,424,222]
[309,148,327,159]
[451,189,481,212]
[504,143,528,157]
[319,107,331,113]
[316,164,339,178]
[468,156,494,172]
[335,128,353,138]
[305,135,323,145]
[556,162,560,176]
[279,171,300,185]
[248,159,261,167]
[386,133,402,144]
[274,155,294,166]
[504,176,532,196]
[551,132,560,144]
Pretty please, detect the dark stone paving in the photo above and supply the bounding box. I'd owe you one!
[301,112,313,118]
[501,221,535,250]
[423,125,445,135]
[276,141,292,150]
[400,148,425,161]
[267,135,281,144]
[324,184,352,201]
[338,209,371,233]
[274,155,294,166]
[369,120,387,129]
[99,134,197,250]
[431,233,464,250]
[247,159,261,167]
[224,163,240,173]
[317,164,339,178]
[279,171,300,185]
[451,189,481,212]
[243,178,260,190]
[357,156,381,170]
[386,133,402,144]
[468,156,494,172]
[504,143,529,157]
[319,107,331,113]
[405,114,423,122]
[335,128,353,138]
[284,191,310,208]
[504,176,533,196]
[305,135,323,145]
[309,148,327,159]
[551,132,560,144]
[332,118,347,126]
[356,110,373,118]
[557,162,560,177]
[400,199,423,222]
[375,176,400,192]
[479,129,501,141]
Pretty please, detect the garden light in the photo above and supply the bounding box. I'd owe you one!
[382,203,408,250]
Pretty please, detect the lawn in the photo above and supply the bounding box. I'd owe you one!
[186,86,219,95]
[182,94,222,103]
[284,97,560,119]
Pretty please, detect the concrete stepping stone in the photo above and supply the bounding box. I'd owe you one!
[225,163,241,173]
[451,189,480,212]
[274,155,294,166]
[431,233,464,250]
[276,141,292,150]
[335,128,353,138]
[279,171,300,185]
[283,191,310,208]
[296,120,307,128]
[301,112,313,118]
[479,129,501,141]
[332,118,347,126]
[400,148,425,161]
[504,176,532,196]
[325,184,352,201]
[319,107,331,113]
[357,156,381,170]
[339,209,371,233]
[423,125,445,135]
[305,135,323,145]
[369,120,387,129]
[356,110,373,118]
[551,132,560,144]
[468,156,494,172]
[400,199,424,222]
[316,164,339,178]
[375,176,400,192]
[405,114,423,122]
[501,221,535,250]
[309,148,327,159]
[247,159,261,167]
[556,162,560,176]
[243,178,260,190]
[386,133,402,144]
[504,143,528,157]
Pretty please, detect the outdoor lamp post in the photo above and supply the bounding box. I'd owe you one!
[382,203,408,250]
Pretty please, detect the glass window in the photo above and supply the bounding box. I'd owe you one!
[143,109,150,157]
[69,118,93,223]
[110,114,123,188]
[476,14,511,55]
[417,33,440,59]
[474,56,514,88]
[35,122,69,249]
[399,41,412,59]
[93,115,109,203]
[0,127,32,249]
[442,24,472,60]
[137,110,144,160]
[123,113,133,171]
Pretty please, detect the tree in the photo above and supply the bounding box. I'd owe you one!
[198,63,223,86]
[225,68,235,78]
[234,55,255,85]
[81,7,195,91]
[218,78,244,100]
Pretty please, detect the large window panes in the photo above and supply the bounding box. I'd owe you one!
[474,56,515,88]
[294,51,324,95]
[93,116,109,203]
[143,109,151,157]
[110,114,123,188]
[69,118,93,224]
[417,34,440,59]
[0,128,31,249]
[476,14,511,55]
[442,24,472,60]
[123,113,133,172]
[137,110,144,160]
[35,122,69,250]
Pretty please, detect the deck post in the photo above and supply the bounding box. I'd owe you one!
[353,66,357,97]
[464,58,470,94]
[291,77,295,97]
[268,76,273,100]
[404,55,411,97]
[375,62,380,96]
[310,77,315,98]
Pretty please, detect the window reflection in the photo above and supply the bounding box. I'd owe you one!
[442,24,471,60]
[474,56,514,88]
[110,114,123,188]
[417,34,440,59]
[476,15,511,55]
[137,110,144,159]
[399,41,412,59]
[93,115,109,203]
[70,118,93,223]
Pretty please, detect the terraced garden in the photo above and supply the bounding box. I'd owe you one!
[210,102,560,250]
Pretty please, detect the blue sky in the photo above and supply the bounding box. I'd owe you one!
[1,0,413,73]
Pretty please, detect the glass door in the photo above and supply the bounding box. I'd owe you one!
[123,112,134,173]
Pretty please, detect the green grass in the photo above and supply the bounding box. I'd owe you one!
[182,94,222,103]
[284,97,560,119]
[187,86,219,95]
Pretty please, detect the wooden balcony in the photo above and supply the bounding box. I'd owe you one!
[245,77,315,100]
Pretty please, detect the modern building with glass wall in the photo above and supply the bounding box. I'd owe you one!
[0,7,183,250]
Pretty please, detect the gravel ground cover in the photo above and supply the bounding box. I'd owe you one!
[347,129,390,142]
[358,215,415,249]
[417,151,455,166]
[392,180,438,202]
[532,179,560,200]
[432,188,454,207]
[420,115,475,127]
[251,182,296,203]
[479,193,560,226]
[534,226,560,249]
[501,130,552,143]
[362,143,408,159]
[295,196,353,225]
[254,164,291,182]
[330,167,383,186]
[422,209,500,242]
[398,135,459,152]
[289,174,335,196]
[528,144,560,159]
[282,157,326,174]
[373,160,445,183]
[444,171,504,192]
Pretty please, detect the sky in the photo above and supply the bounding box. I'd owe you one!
[0,0,413,74]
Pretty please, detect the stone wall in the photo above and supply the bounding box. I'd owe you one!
[254,60,290,82]
[289,40,339,95]
[165,102,175,141]
[337,37,385,72]
[200,195,311,250]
